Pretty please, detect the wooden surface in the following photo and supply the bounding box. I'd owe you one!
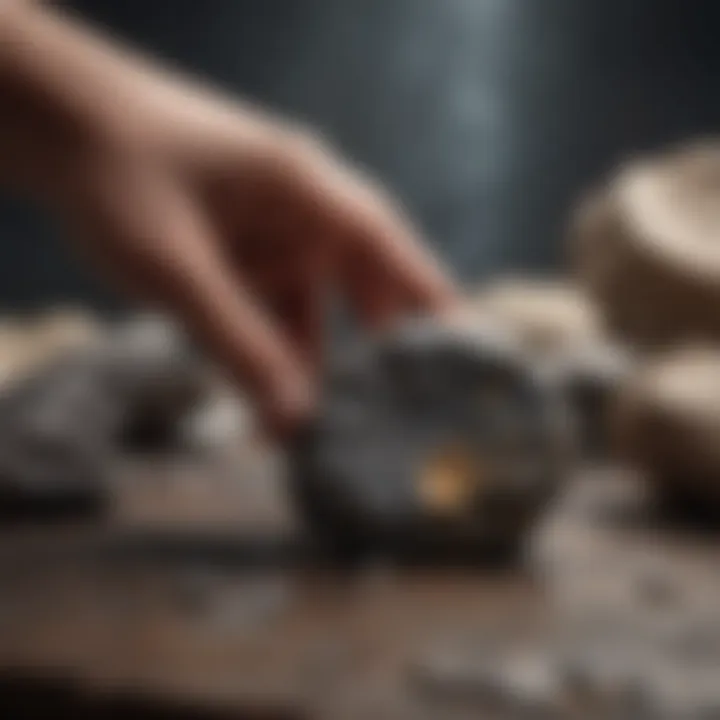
[2,450,720,719]
[0,444,543,719]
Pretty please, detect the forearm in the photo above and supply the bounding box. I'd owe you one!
[0,2,177,199]
[0,2,291,205]
[0,4,85,191]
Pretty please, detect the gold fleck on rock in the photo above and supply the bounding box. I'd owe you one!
[419,443,482,517]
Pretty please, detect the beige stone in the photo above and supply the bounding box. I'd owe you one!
[613,348,720,502]
[572,140,720,347]
[469,277,603,355]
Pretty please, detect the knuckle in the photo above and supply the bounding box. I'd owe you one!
[289,125,333,157]
[278,126,335,175]
[258,125,340,207]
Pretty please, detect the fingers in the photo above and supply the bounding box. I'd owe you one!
[271,132,460,330]
[162,213,315,437]
[340,243,406,330]
[340,175,459,320]
[264,264,325,376]
[77,178,315,437]
[178,266,314,438]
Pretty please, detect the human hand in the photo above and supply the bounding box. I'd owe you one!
[0,4,459,436]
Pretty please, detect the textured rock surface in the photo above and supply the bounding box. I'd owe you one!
[290,318,571,561]
[572,140,720,348]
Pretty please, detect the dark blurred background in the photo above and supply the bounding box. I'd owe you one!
[1,0,719,310]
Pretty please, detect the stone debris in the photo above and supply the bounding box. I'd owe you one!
[414,622,720,719]
[412,643,572,718]
[521,472,720,718]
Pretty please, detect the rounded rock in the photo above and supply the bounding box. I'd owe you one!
[289,317,572,562]
[612,348,720,510]
[572,140,720,348]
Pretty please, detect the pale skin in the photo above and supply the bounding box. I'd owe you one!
[0,1,459,436]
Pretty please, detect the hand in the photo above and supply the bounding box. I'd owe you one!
[0,4,459,435]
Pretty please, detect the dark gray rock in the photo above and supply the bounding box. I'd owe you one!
[290,318,571,562]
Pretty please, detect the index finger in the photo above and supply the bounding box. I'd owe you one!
[338,173,459,323]
[275,134,460,327]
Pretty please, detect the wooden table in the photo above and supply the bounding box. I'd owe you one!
[2,450,720,719]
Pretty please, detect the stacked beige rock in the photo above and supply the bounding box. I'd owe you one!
[573,141,720,348]
[572,140,720,506]
[612,349,720,506]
